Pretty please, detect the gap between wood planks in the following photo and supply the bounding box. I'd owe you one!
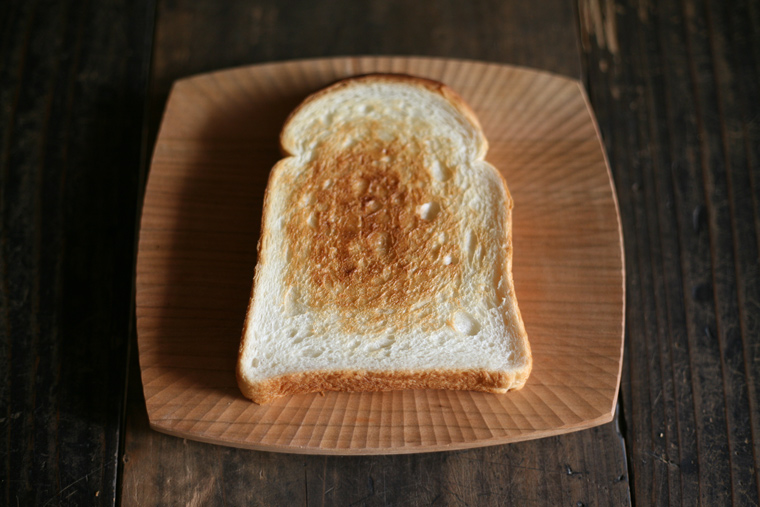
[576,0,633,504]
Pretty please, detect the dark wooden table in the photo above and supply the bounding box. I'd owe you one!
[3,0,759,505]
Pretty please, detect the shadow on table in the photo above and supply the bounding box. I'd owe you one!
[139,73,320,404]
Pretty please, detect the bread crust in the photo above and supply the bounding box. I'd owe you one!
[238,73,531,404]
[280,74,487,158]
[238,367,528,405]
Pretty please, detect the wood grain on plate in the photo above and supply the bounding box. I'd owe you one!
[136,56,624,454]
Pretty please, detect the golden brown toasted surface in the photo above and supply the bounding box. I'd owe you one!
[285,121,461,324]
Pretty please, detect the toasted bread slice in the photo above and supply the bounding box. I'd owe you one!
[237,74,531,404]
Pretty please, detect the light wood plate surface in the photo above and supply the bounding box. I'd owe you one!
[136,56,624,455]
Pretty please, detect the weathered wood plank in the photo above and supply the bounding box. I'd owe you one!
[579,0,760,504]
[0,0,156,505]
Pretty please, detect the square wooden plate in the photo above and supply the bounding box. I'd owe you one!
[136,56,625,454]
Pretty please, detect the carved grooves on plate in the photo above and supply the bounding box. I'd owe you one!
[136,56,624,453]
